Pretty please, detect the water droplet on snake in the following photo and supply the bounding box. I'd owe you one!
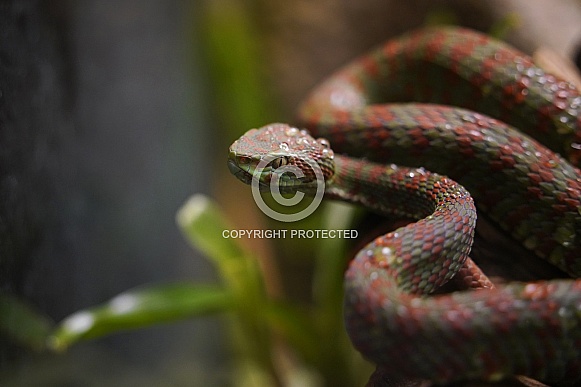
[285,127,299,136]
[322,148,334,158]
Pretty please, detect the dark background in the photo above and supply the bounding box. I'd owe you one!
[1,1,222,385]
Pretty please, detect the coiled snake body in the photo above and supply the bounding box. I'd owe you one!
[228,27,581,384]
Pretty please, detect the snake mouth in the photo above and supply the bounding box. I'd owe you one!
[227,158,250,183]
[227,158,270,191]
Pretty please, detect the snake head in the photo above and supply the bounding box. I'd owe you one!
[228,123,335,193]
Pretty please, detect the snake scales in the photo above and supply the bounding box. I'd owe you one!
[227,27,581,384]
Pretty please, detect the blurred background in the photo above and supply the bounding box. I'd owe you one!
[1,0,580,386]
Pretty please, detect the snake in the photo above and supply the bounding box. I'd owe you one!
[227,27,581,385]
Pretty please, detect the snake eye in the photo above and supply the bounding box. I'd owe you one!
[317,138,330,148]
[271,156,289,169]
[239,156,251,164]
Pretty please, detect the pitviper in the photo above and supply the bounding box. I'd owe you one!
[227,27,581,385]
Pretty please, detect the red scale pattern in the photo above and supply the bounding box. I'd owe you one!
[295,27,581,384]
[231,27,581,385]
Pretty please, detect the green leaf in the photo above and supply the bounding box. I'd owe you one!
[49,283,233,351]
[177,194,277,372]
[176,194,266,296]
[177,194,244,266]
[0,293,53,351]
